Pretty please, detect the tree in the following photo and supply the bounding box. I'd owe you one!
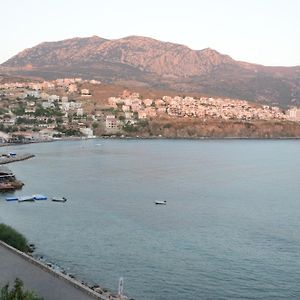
[12,107,25,116]
[92,122,98,129]
[0,278,43,300]
[123,124,137,133]
[0,224,29,252]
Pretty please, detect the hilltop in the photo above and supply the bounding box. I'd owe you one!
[1,35,300,107]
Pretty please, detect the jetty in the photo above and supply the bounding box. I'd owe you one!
[0,153,35,165]
[0,241,124,300]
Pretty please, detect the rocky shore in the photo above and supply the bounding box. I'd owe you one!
[0,153,34,192]
[115,119,300,139]
[0,240,128,300]
[32,255,127,299]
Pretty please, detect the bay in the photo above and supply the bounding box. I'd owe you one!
[1,139,300,299]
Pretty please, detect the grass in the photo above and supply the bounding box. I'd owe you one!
[0,224,29,252]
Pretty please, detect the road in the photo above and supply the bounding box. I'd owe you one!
[0,241,108,300]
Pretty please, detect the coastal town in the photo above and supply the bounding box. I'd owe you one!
[1,77,300,142]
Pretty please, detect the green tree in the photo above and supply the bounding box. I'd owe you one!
[0,108,9,115]
[0,278,43,300]
[92,122,98,129]
[138,119,149,128]
[0,224,29,252]
[55,117,62,125]
[123,124,137,133]
[12,107,25,116]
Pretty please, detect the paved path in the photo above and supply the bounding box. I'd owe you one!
[0,242,108,300]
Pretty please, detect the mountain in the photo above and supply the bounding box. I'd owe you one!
[2,35,300,106]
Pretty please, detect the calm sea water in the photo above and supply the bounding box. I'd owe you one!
[1,139,300,299]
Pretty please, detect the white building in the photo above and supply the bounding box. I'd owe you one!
[61,102,70,111]
[61,96,68,103]
[81,89,90,95]
[106,115,117,129]
[48,95,60,102]
[80,128,94,138]
[287,107,300,121]
[42,102,54,109]
[77,108,84,117]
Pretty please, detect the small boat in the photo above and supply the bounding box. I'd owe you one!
[18,196,35,202]
[33,194,47,200]
[155,200,167,205]
[52,197,67,203]
[5,196,19,201]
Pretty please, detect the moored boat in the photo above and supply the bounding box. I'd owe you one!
[52,197,67,203]
[155,200,167,205]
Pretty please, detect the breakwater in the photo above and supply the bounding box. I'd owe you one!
[0,153,35,165]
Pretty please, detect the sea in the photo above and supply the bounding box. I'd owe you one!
[0,139,300,299]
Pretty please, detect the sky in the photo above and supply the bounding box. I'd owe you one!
[1,0,299,66]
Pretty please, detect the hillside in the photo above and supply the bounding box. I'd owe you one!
[1,35,300,107]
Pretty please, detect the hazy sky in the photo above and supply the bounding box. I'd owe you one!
[1,0,299,66]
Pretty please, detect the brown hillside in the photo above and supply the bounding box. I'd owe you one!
[2,35,300,107]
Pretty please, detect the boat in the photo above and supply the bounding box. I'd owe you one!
[18,196,35,202]
[5,196,19,201]
[52,197,67,203]
[155,200,167,205]
[33,194,47,200]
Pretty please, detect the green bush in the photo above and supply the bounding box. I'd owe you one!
[0,224,29,252]
[123,124,137,132]
[0,278,43,300]
[138,120,149,128]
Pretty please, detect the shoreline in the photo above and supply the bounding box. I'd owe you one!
[2,135,300,150]
[32,253,125,299]
[0,240,125,300]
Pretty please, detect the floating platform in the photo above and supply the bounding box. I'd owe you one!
[5,196,19,201]
[33,194,47,200]
[18,196,35,202]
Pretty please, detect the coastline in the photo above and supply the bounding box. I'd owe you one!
[2,135,300,151]
[32,253,124,300]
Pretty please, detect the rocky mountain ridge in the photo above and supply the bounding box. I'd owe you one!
[2,35,300,107]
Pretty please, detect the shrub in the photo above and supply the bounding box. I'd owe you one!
[123,124,137,132]
[138,120,148,128]
[0,224,29,252]
[0,278,43,300]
